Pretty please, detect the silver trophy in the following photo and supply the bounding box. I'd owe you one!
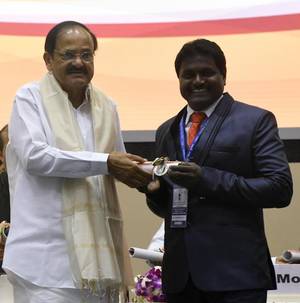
[140,157,180,177]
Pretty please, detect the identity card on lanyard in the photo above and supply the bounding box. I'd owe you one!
[170,113,208,228]
[171,186,188,228]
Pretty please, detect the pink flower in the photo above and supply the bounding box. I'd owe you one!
[134,266,166,302]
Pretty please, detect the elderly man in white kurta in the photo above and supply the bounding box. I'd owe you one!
[3,21,152,303]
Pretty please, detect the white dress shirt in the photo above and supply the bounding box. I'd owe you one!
[3,81,125,288]
[147,222,164,252]
[185,94,223,130]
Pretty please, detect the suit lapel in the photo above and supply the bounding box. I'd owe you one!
[186,93,234,165]
[162,93,234,163]
[164,107,187,161]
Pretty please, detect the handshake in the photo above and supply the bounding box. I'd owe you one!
[107,152,179,191]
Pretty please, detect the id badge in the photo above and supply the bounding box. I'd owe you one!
[171,187,188,228]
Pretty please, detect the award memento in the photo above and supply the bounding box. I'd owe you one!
[139,157,180,177]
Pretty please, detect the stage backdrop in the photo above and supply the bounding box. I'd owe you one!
[0,0,300,135]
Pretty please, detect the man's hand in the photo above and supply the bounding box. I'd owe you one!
[138,179,161,194]
[107,152,152,188]
[168,162,201,189]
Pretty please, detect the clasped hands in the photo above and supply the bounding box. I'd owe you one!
[108,152,201,191]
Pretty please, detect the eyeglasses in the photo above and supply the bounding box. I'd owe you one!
[54,50,94,63]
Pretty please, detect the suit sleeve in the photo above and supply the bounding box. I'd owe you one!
[197,111,293,208]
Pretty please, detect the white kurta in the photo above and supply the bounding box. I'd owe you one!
[3,81,125,288]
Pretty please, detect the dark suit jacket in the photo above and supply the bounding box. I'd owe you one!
[0,171,9,273]
[0,171,10,222]
[147,93,293,294]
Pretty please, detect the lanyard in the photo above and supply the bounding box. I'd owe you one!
[179,114,209,161]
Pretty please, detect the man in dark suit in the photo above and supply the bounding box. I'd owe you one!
[145,39,293,303]
[0,124,10,274]
[0,125,8,173]
[0,124,10,223]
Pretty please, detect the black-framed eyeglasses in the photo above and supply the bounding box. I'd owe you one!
[54,50,94,63]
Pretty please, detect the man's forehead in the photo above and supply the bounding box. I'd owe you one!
[63,26,88,36]
[182,54,216,65]
[180,56,218,72]
[55,27,94,50]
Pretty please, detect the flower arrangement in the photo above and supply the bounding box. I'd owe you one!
[131,266,166,303]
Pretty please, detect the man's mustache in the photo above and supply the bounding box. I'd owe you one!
[66,67,87,74]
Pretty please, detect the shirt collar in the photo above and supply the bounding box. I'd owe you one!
[185,94,224,125]
[74,86,91,110]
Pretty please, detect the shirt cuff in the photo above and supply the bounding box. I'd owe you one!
[89,152,109,175]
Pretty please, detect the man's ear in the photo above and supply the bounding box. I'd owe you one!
[43,52,53,72]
